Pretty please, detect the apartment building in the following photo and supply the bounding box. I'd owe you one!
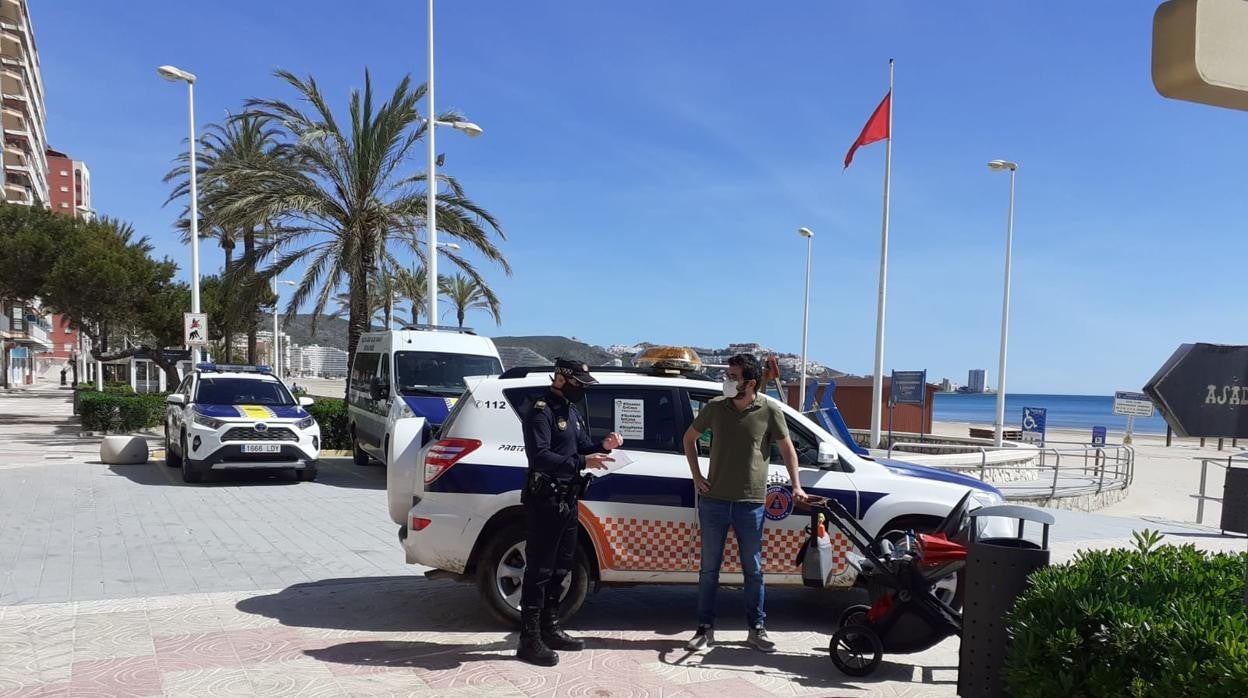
[45,147,91,218]
[0,0,49,207]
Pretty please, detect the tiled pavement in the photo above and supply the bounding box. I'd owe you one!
[1,384,1243,697]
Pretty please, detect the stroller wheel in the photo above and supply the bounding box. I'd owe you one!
[829,624,883,677]
[838,604,870,629]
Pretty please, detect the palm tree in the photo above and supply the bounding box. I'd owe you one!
[441,273,500,328]
[208,69,508,397]
[164,115,290,362]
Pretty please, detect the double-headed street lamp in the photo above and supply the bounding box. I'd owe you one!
[988,159,1018,448]
[157,65,201,360]
[426,0,483,326]
[798,227,814,411]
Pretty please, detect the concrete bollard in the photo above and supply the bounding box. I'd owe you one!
[99,435,149,465]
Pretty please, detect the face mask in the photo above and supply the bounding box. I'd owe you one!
[562,382,586,403]
[722,379,740,398]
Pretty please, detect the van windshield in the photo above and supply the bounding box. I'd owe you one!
[394,351,502,396]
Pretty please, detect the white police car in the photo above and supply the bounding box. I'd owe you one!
[164,364,321,484]
[388,348,1011,625]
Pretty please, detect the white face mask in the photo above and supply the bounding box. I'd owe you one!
[722,379,740,398]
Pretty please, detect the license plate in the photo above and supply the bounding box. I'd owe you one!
[241,444,282,454]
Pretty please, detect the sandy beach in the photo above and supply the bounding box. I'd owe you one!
[932,421,1237,525]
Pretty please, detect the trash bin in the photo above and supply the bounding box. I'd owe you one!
[957,505,1055,698]
[1222,462,1248,535]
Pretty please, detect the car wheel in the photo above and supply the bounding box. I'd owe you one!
[295,462,319,482]
[350,427,370,466]
[164,427,182,468]
[475,522,590,626]
[180,435,204,484]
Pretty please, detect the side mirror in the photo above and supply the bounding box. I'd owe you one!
[166,394,186,405]
[817,441,840,468]
[298,396,314,407]
[369,377,390,402]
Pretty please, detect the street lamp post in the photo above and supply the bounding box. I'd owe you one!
[798,227,814,411]
[273,280,296,377]
[425,0,483,326]
[988,159,1018,448]
[157,65,201,361]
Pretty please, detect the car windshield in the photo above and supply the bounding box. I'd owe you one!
[395,351,502,396]
[196,377,293,405]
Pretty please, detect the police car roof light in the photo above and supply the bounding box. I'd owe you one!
[196,363,272,374]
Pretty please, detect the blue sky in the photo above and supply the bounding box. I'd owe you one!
[32,2,1248,395]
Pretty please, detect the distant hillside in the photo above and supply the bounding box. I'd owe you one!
[284,314,350,350]
[493,336,614,366]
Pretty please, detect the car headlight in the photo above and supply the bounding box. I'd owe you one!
[971,489,1005,508]
[296,416,316,430]
[192,413,225,429]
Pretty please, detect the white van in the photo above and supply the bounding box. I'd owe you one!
[346,326,503,467]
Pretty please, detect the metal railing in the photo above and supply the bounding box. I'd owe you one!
[1192,452,1248,524]
[887,441,1134,501]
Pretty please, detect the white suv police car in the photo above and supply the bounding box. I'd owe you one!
[165,364,321,484]
[388,350,1010,624]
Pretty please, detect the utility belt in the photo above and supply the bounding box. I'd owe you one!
[522,470,592,513]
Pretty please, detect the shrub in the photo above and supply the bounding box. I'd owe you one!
[1006,530,1248,698]
[79,391,168,433]
[306,397,349,450]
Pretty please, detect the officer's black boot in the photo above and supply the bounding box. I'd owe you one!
[541,605,585,652]
[516,608,559,666]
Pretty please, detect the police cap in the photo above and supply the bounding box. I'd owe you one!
[553,357,598,385]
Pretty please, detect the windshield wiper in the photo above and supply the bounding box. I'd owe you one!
[399,386,460,396]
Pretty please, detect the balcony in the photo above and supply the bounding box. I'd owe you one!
[5,181,31,204]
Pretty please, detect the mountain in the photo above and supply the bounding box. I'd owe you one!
[493,336,615,366]
[284,314,351,350]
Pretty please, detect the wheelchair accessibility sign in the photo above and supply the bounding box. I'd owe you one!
[1021,406,1047,443]
[764,484,795,521]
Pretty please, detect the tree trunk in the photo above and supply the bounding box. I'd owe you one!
[346,244,376,402]
[457,307,465,328]
[222,242,235,363]
[244,229,258,364]
[147,349,180,390]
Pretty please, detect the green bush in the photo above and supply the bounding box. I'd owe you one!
[1006,530,1248,698]
[306,397,349,450]
[79,391,168,433]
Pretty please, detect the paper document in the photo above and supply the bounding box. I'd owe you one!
[592,450,634,476]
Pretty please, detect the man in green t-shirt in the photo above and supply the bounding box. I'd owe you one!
[681,353,808,652]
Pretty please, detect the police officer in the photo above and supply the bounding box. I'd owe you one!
[516,358,621,666]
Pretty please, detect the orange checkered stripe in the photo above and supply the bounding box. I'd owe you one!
[591,516,852,575]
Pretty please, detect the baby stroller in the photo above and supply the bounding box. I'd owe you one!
[796,492,973,676]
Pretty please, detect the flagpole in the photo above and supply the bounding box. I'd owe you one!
[869,59,894,450]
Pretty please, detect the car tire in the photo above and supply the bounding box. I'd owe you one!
[295,462,319,482]
[180,435,205,484]
[165,427,182,468]
[350,427,370,466]
[475,522,590,627]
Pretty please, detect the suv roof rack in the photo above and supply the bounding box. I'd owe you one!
[397,323,477,335]
[498,365,715,382]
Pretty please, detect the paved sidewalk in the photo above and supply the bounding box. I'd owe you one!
[1,385,1243,697]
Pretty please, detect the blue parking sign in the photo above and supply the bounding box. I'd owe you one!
[1021,407,1047,443]
[1091,426,1107,446]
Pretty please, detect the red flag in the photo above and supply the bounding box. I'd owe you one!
[844,92,891,169]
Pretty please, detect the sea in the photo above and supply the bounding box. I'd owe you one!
[932,392,1170,435]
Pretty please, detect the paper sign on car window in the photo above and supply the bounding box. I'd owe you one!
[614,399,644,440]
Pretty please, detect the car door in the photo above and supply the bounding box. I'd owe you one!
[759,413,859,582]
[168,375,194,441]
[576,384,697,580]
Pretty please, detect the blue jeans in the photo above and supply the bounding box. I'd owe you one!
[696,496,766,628]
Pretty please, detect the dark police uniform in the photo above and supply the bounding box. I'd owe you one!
[519,370,607,613]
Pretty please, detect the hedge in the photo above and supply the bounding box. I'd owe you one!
[1005,530,1248,697]
[79,391,168,433]
[306,397,349,450]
